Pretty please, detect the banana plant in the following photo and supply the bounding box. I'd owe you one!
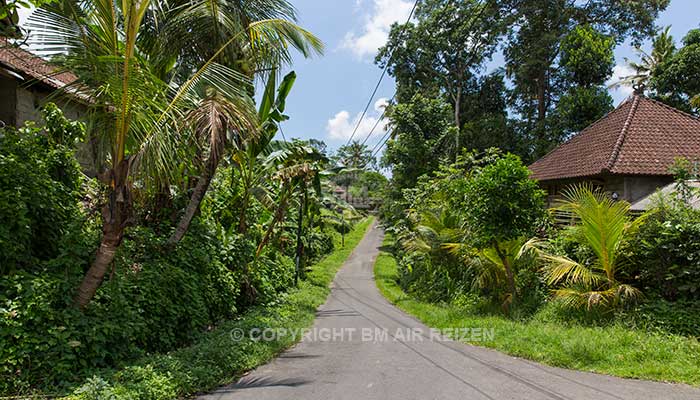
[234,70,297,234]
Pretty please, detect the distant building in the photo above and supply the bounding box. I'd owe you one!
[0,37,84,128]
[529,95,700,206]
[0,38,96,174]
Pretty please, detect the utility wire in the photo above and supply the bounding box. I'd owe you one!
[344,0,420,147]
[359,93,395,147]
[278,122,287,142]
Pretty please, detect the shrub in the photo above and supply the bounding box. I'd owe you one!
[626,299,700,337]
[461,153,546,304]
[0,108,85,273]
[0,221,247,394]
[627,201,700,302]
[397,251,473,303]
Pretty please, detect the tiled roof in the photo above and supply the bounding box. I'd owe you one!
[529,95,700,181]
[0,37,77,89]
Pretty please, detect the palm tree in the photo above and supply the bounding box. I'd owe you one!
[28,0,320,308]
[532,186,643,310]
[336,141,374,169]
[255,141,327,258]
[610,26,675,94]
[403,208,535,308]
[158,0,322,244]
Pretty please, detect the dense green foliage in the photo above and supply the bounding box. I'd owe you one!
[375,234,700,386]
[65,218,371,400]
[629,200,700,302]
[378,0,668,172]
[461,154,545,247]
[0,105,85,273]
[383,144,700,339]
[652,29,700,113]
[0,104,360,396]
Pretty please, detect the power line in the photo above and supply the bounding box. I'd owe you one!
[278,122,287,142]
[359,94,395,147]
[344,0,420,146]
[355,128,393,170]
[370,128,392,156]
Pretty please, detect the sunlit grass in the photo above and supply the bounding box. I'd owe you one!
[374,234,700,386]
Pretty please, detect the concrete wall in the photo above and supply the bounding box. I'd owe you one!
[623,175,673,203]
[1,77,95,175]
[539,174,673,207]
[15,85,84,127]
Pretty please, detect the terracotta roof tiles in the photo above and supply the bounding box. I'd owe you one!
[0,38,77,89]
[529,95,700,181]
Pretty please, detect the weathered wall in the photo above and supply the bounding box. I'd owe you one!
[539,174,673,207]
[624,175,674,203]
[2,79,95,175]
[0,75,17,127]
[15,85,84,127]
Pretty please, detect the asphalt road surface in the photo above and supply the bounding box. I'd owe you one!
[199,221,700,400]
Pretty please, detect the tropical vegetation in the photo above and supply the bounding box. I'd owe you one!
[3,0,700,396]
[0,0,383,396]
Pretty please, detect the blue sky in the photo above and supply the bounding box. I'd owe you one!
[17,0,700,155]
[277,0,700,154]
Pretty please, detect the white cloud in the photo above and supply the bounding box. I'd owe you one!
[326,108,389,141]
[374,97,389,112]
[607,64,637,98]
[341,0,414,59]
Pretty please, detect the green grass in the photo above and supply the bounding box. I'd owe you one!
[71,218,374,400]
[374,234,700,386]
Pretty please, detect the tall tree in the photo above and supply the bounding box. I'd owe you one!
[653,29,700,115]
[503,0,669,156]
[377,0,511,160]
[552,25,615,138]
[29,0,320,308]
[383,94,453,194]
[156,0,323,245]
[335,141,374,169]
[611,26,675,94]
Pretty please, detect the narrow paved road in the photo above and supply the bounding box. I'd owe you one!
[200,222,700,400]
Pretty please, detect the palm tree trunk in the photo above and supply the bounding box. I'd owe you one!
[294,187,305,286]
[493,240,516,304]
[75,162,130,309]
[255,185,291,258]
[454,87,461,162]
[168,157,218,245]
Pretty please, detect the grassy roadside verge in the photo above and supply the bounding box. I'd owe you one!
[374,234,700,386]
[71,218,373,400]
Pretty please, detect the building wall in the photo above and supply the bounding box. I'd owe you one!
[0,75,17,127]
[15,85,84,127]
[1,78,95,175]
[539,174,673,207]
[624,175,673,203]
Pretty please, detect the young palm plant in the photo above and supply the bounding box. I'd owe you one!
[534,185,644,310]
